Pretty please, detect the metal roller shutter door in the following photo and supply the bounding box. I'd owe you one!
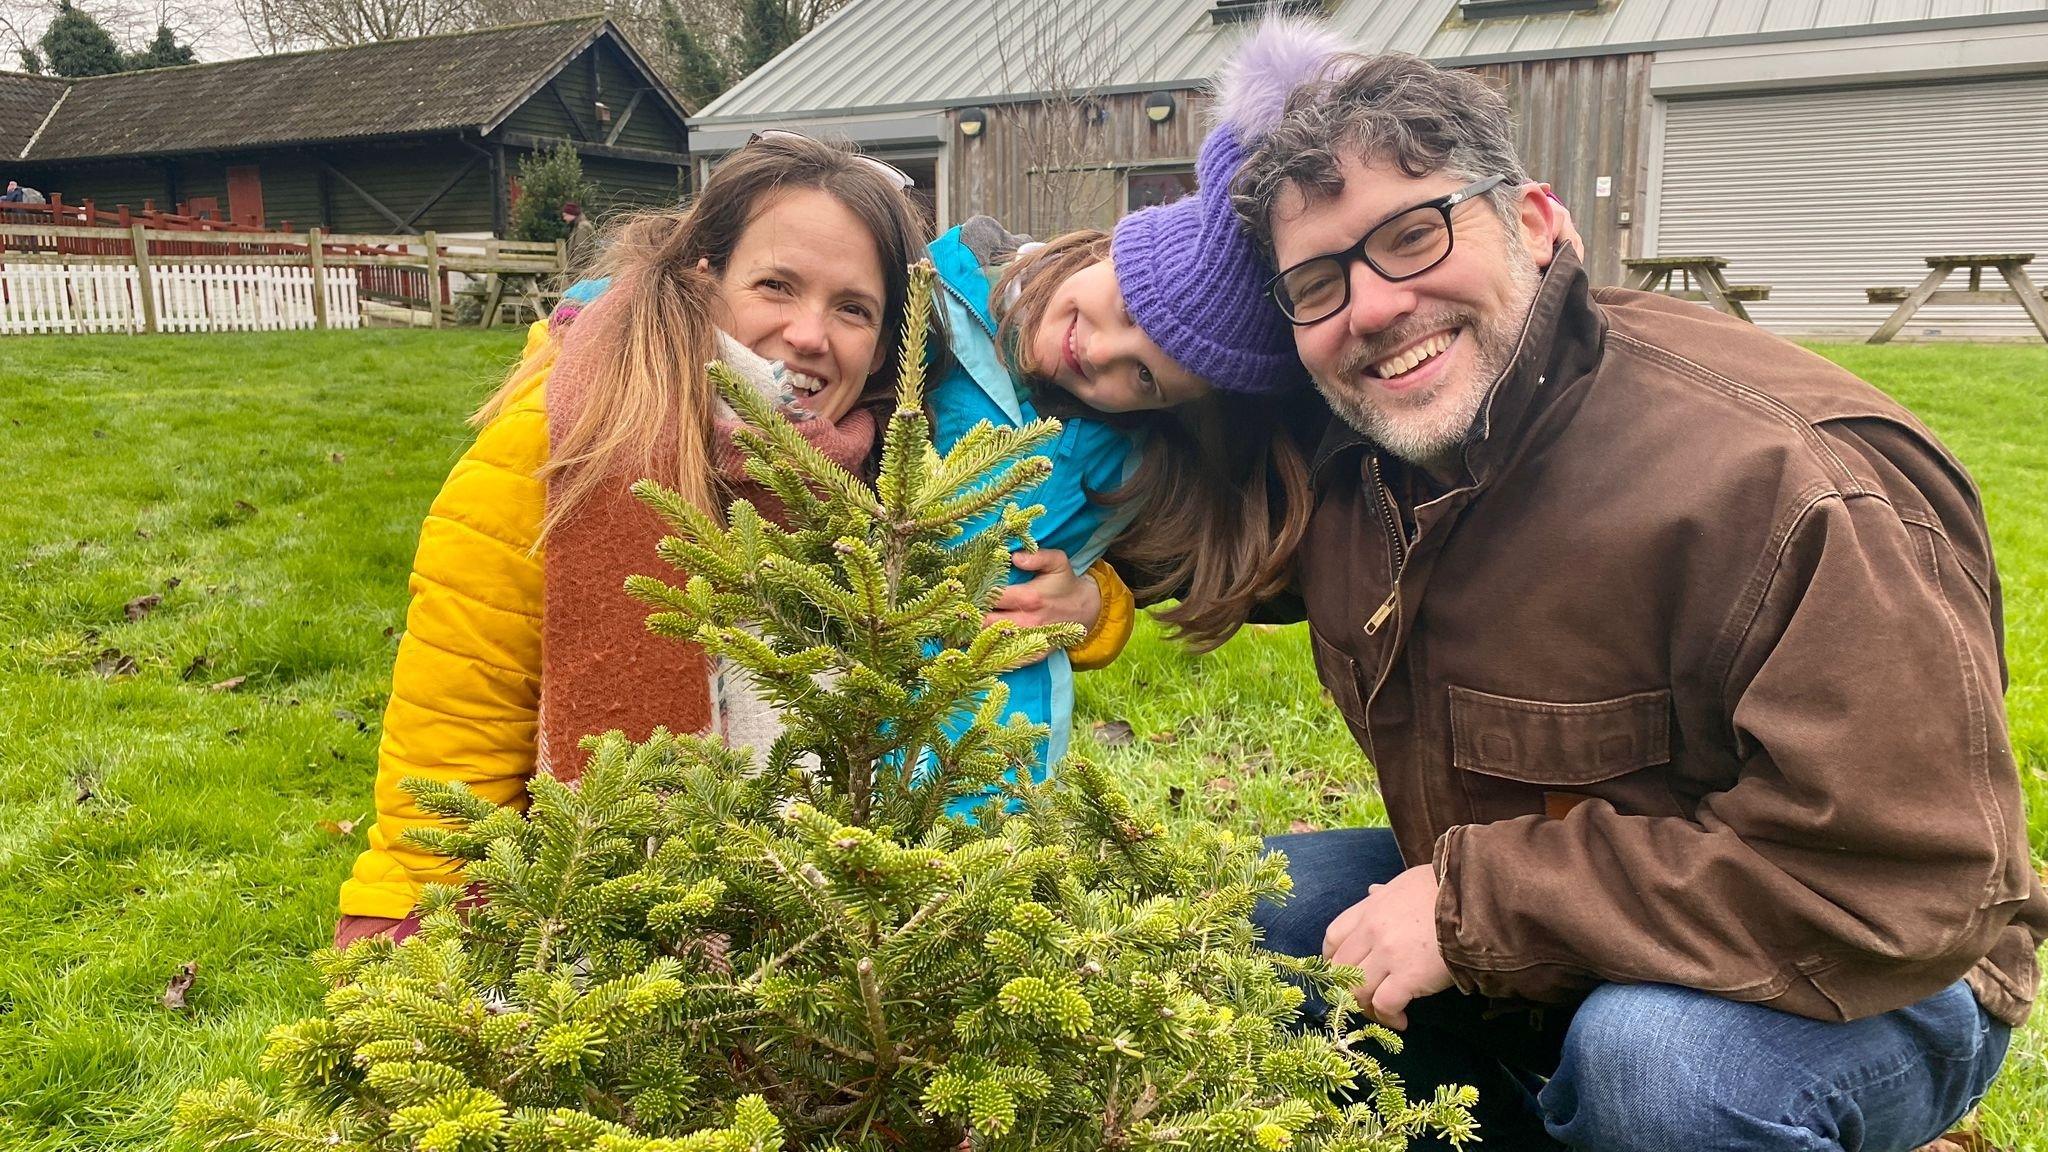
[1653,76,2048,340]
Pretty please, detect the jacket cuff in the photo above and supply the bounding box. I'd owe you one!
[1069,560,1135,670]
[338,875,426,920]
[1433,825,1485,996]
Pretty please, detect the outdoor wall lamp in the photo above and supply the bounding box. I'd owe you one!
[958,107,987,138]
[1144,91,1177,125]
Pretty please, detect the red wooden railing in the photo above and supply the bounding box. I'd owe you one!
[0,195,447,307]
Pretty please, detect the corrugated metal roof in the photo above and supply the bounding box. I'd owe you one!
[699,0,2048,124]
[1424,0,2048,62]
[697,0,1459,122]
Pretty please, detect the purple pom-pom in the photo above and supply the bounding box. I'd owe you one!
[1212,15,1351,137]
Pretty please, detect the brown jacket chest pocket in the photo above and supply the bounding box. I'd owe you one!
[1449,685,1681,821]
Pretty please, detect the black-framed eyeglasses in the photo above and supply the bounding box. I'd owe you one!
[748,129,916,190]
[1266,175,1510,325]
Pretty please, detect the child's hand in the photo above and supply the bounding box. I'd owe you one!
[987,549,1100,631]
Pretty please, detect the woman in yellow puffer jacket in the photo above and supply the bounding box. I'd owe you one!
[335,135,1133,945]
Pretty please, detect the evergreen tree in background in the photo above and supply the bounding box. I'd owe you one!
[124,24,197,70]
[30,5,197,77]
[736,0,802,75]
[40,1,121,77]
[660,0,733,111]
[175,265,1475,1152]
[660,0,842,109]
[510,143,599,244]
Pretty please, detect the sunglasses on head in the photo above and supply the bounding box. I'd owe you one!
[747,130,915,190]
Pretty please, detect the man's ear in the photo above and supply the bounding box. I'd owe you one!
[1510,182,1564,270]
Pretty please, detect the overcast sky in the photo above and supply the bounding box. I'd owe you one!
[6,0,269,68]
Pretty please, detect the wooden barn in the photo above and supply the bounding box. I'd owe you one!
[692,0,2048,339]
[0,16,691,239]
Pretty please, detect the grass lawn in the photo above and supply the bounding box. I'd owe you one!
[0,330,2042,1149]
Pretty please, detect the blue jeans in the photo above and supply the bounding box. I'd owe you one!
[1257,828,2013,1152]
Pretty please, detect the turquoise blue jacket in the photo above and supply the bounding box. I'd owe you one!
[927,225,1140,782]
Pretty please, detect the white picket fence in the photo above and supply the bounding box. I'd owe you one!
[0,261,361,335]
[152,265,361,333]
[1,223,561,336]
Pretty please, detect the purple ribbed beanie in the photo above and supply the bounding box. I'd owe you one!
[1111,17,1349,395]
[1111,128,1301,394]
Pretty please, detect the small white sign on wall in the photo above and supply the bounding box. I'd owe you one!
[1595,176,1613,198]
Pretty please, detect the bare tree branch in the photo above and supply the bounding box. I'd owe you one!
[990,0,1124,236]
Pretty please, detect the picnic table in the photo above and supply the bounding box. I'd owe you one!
[480,271,559,329]
[1622,256,1770,322]
[1865,253,2048,344]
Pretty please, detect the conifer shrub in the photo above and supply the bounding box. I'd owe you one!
[176,265,1474,1152]
[510,144,599,245]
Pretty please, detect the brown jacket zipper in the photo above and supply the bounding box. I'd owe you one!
[1364,454,1408,636]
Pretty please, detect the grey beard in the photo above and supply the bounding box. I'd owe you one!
[1318,249,1541,470]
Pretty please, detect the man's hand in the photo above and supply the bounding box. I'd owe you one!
[1322,863,1454,1030]
[986,549,1101,630]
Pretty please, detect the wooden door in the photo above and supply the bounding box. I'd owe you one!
[226,165,265,228]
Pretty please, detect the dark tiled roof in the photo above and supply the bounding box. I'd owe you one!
[0,72,67,158]
[22,16,610,162]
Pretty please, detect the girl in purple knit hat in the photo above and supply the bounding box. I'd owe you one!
[921,19,1361,799]
[932,17,1580,794]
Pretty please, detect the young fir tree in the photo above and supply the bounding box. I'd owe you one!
[510,144,599,245]
[177,264,1475,1152]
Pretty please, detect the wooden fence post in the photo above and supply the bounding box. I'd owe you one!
[307,227,329,330]
[129,223,158,334]
[422,230,443,329]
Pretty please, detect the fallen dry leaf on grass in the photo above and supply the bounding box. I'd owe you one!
[1167,785,1186,810]
[1289,819,1319,834]
[208,676,247,692]
[123,594,161,621]
[318,818,360,837]
[92,648,139,678]
[162,962,198,1011]
[1206,776,1238,793]
[1091,719,1134,747]
[180,654,211,681]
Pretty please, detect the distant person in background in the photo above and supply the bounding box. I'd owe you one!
[560,201,596,277]
[2,180,46,204]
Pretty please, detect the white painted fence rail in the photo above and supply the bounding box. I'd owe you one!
[151,265,360,333]
[0,264,140,334]
[0,224,559,336]
[0,263,362,334]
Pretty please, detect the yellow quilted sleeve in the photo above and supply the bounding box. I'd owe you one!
[337,358,553,919]
[1068,559,1135,671]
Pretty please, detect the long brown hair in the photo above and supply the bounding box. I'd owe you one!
[476,133,930,541]
[992,232,1312,651]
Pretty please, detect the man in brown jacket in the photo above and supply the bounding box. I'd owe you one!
[1228,52,2046,1151]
